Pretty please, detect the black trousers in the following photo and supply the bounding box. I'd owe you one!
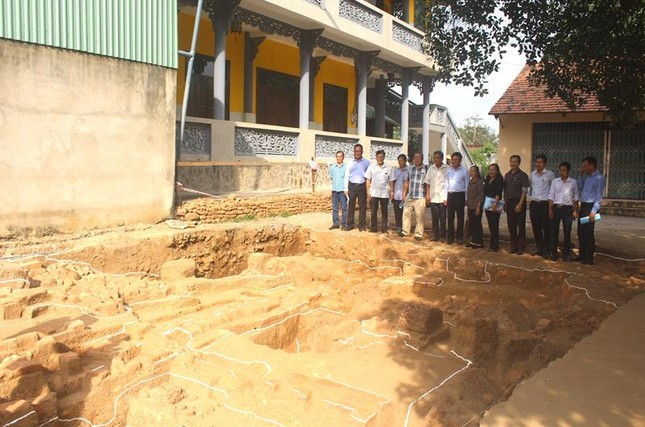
[578,202,597,263]
[393,199,404,230]
[370,197,389,231]
[430,202,447,240]
[468,209,484,246]
[530,200,551,255]
[447,192,466,242]
[485,210,501,250]
[347,182,367,229]
[551,205,574,258]
[506,198,527,252]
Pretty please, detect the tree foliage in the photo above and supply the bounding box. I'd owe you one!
[423,0,645,127]
[458,116,498,147]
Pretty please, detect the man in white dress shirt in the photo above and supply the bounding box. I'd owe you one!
[548,161,579,262]
[365,150,391,233]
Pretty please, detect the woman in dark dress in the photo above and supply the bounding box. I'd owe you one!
[484,163,504,251]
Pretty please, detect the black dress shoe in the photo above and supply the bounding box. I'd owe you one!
[397,231,406,237]
[465,243,473,248]
[581,259,594,265]
[550,255,558,261]
[345,226,355,231]
[532,251,542,256]
[369,228,377,232]
[488,248,498,252]
[510,249,518,254]
[516,251,524,256]
[329,224,340,230]
[569,255,582,262]
[457,240,464,245]
[447,240,454,245]
[358,227,366,232]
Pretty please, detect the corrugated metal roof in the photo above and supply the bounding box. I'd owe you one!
[0,0,177,68]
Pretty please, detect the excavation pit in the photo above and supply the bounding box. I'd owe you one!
[0,221,641,427]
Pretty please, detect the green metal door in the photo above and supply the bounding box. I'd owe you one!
[609,122,645,199]
[533,122,645,200]
[532,121,606,174]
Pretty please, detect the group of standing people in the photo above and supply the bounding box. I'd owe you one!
[328,144,604,265]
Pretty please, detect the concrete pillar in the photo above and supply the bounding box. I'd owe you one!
[354,52,378,136]
[400,69,414,145]
[209,0,239,120]
[299,30,322,129]
[214,22,227,120]
[422,77,433,165]
[243,33,265,114]
[374,76,387,137]
[357,57,368,136]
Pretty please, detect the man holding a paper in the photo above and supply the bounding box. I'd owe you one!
[575,156,605,265]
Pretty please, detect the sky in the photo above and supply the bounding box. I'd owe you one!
[408,49,526,132]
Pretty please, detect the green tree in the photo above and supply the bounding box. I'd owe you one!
[469,142,498,172]
[458,116,498,147]
[423,0,645,127]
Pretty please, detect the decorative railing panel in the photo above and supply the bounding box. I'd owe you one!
[339,0,383,33]
[315,135,360,158]
[370,140,404,159]
[392,21,424,53]
[234,127,299,156]
[176,122,211,158]
[303,0,322,5]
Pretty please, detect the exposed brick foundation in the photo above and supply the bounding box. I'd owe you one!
[175,193,331,223]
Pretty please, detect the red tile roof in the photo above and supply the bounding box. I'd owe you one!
[489,65,607,115]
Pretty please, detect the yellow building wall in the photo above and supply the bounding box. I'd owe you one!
[177,14,356,126]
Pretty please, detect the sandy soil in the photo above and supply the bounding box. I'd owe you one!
[0,214,643,426]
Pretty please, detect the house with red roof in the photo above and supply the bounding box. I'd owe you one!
[489,66,644,201]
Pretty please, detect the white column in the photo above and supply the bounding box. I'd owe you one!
[299,31,318,129]
[214,22,227,120]
[400,69,413,145]
[422,77,432,164]
[357,56,368,136]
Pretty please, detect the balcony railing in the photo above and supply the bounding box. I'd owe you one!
[177,118,405,164]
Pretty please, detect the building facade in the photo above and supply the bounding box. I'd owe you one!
[490,66,645,201]
[175,0,448,193]
[0,0,178,232]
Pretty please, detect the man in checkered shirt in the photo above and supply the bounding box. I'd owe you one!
[399,152,428,240]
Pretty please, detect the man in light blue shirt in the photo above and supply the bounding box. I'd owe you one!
[445,152,470,244]
[575,155,605,265]
[328,150,348,230]
[344,144,370,231]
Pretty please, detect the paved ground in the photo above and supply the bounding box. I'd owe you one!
[480,292,645,427]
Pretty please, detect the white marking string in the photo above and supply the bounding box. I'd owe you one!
[403,350,473,427]
[564,278,619,309]
[3,411,36,427]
